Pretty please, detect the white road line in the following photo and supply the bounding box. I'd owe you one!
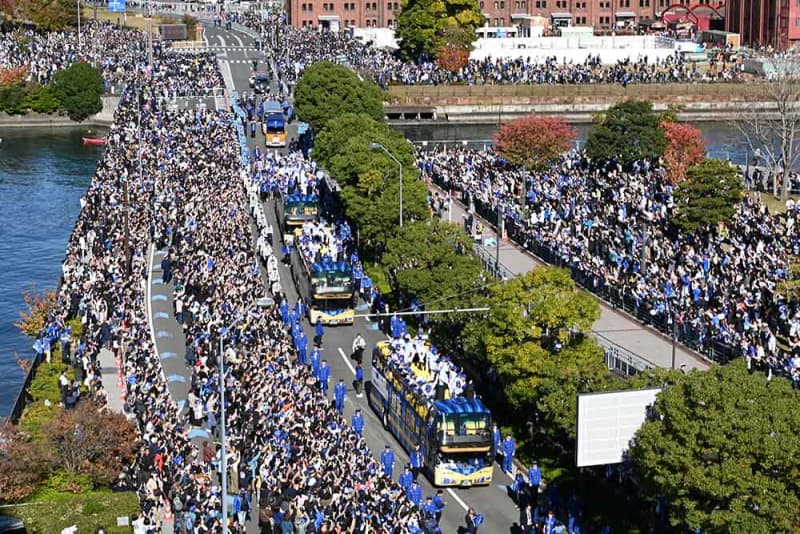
[337,347,356,376]
[446,488,470,512]
[230,32,243,47]
[219,60,235,92]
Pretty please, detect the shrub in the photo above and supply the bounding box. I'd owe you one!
[44,470,94,495]
[51,61,103,121]
[24,84,60,114]
[14,288,58,338]
[0,84,28,114]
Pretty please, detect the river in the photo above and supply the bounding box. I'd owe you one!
[0,128,101,418]
[396,120,751,163]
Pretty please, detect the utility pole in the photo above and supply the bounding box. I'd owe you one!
[77,0,82,56]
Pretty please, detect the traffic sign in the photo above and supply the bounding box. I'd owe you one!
[109,0,126,13]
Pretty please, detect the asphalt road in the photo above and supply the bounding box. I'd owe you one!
[205,22,524,534]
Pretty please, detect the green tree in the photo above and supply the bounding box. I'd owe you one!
[294,62,384,131]
[629,361,800,532]
[51,62,103,121]
[395,0,484,61]
[23,84,59,113]
[314,113,429,256]
[382,219,483,312]
[586,100,667,167]
[463,267,609,444]
[24,0,78,31]
[672,158,744,234]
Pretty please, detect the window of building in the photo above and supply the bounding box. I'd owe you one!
[499,0,505,7]
[619,0,630,7]
[388,18,393,25]
[494,1,499,8]
[373,2,378,10]
[535,0,546,7]
[640,0,649,6]
[797,16,800,27]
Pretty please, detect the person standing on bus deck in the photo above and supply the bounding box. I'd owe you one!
[314,317,324,347]
[333,378,346,415]
[354,363,364,397]
[318,359,331,395]
[381,444,395,478]
[399,464,414,492]
[410,443,424,481]
[352,408,364,437]
[501,434,516,475]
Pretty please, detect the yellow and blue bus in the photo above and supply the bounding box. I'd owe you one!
[368,341,494,487]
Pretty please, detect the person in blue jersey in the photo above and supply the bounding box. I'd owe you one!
[543,510,558,534]
[399,464,414,491]
[528,460,542,505]
[501,434,516,474]
[294,328,308,365]
[314,317,324,347]
[354,362,364,397]
[432,489,446,523]
[410,443,424,481]
[380,444,395,478]
[318,359,331,395]
[351,408,364,437]
[406,480,423,507]
[310,346,321,377]
[492,423,501,462]
[333,378,346,415]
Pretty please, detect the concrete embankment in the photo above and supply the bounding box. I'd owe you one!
[384,82,764,124]
[0,96,119,129]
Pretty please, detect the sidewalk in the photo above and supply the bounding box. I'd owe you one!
[435,185,710,371]
[98,348,126,414]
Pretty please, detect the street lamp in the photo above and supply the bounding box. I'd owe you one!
[217,297,273,533]
[368,142,403,227]
[77,0,82,56]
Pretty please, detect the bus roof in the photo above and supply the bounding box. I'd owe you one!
[434,397,490,416]
[264,101,282,113]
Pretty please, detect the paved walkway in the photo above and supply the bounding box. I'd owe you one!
[98,348,126,414]
[434,185,710,371]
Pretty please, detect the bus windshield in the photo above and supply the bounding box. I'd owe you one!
[442,412,491,437]
[313,295,353,313]
[286,200,317,216]
[311,264,353,290]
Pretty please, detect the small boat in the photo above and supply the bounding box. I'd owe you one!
[82,137,106,146]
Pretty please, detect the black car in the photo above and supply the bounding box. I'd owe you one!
[254,74,270,95]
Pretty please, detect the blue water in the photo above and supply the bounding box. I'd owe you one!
[0,128,102,417]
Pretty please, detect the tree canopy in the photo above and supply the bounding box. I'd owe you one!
[50,61,103,121]
[463,267,608,443]
[294,62,384,131]
[661,119,705,185]
[382,219,483,313]
[586,100,667,167]
[494,114,576,171]
[395,0,484,61]
[24,0,78,31]
[672,158,744,234]
[313,113,429,257]
[629,361,800,532]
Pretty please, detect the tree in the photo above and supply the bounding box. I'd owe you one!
[672,158,744,234]
[15,289,58,338]
[0,66,28,87]
[661,120,705,185]
[586,100,667,167]
[294,62,384,132]
[51,62,103,121]
[0,426,53,502]
[24,0,78,31]
[0,0,19,22]
[43,401,138,487]
[313,113,429,256]
[435,42,469,74]
[382,219,483,312]
[629,361,800,532]
[731,58,800,200]
[494,114,576,171]
[463,267,608,444]
[395,0,484,61]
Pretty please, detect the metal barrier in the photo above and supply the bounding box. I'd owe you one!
[230,92,250,168]
[6,352,44,424]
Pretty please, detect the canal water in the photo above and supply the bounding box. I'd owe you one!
[0,128,101,417]
[397,120,751,163]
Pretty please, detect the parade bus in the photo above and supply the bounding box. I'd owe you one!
[289,222,356,325]
[262,101,286,147]
[275,191,319,240]
[368,340,494,487]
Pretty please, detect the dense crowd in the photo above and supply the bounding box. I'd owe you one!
[239,14,742,88]
[419,147,800,386]
[0,21,146,87]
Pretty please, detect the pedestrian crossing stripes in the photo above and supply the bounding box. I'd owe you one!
[217,58,261,64]
[206,46,258,51]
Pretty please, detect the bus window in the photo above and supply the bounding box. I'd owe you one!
[442,413,491,437]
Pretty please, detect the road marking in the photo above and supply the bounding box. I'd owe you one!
[219,60,235,92]
[446,488,470,512]
[337,347,356,376]
[230,32,243,47]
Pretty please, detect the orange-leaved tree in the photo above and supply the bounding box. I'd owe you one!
[0,426,53,502]
[436,43,469,74]
[661,120,705,185]
[0,66,28,87]
[494,114,576,171]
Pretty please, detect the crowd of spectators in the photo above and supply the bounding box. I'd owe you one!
[419,147,800,386]
[0,21,146,88]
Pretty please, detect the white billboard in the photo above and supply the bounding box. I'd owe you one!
[576,388,661,468]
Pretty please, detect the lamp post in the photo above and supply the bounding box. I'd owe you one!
[218,298,272,532]
[77,0,82,56]
[368,142,403,227]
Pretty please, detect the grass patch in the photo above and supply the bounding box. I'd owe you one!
[752,192,800,215]
[363,262,392,297]
[82,7,158,33]
[2,490,139,533]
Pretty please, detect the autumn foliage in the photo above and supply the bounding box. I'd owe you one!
[0,66,28,87]
[661,120,705,185]
[436,43,469,74]
[15,288,58,338]
[0,425,53,502]
[494,114,577,171]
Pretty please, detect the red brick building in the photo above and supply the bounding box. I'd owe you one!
[725,0,799,49]
[286,0,681,30]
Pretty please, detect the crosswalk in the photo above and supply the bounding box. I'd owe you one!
[217,58,259,64]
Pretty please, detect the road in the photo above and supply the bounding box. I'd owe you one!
[206,22,524,534]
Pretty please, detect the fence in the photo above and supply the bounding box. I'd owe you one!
[5,352,45,424]
[469,225,655,376]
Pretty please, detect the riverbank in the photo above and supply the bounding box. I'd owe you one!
[0,96,118,129]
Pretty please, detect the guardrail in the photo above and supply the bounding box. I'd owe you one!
[5,352,44,424]
[230,92,250,168]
